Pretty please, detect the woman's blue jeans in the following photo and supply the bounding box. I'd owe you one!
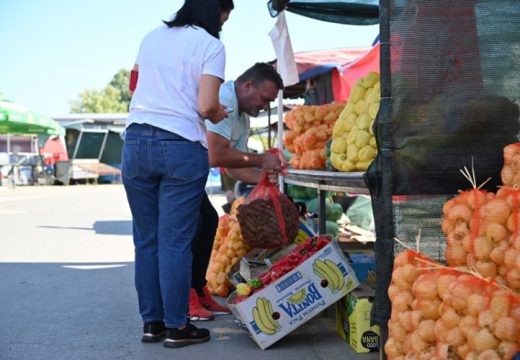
[122,123,208,328]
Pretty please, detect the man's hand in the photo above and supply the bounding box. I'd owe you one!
[260,152,282,172]
[267,170,279,184]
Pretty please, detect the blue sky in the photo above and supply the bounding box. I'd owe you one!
[0,0,378,116]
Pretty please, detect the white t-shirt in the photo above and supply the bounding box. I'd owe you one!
[127,25,226,147]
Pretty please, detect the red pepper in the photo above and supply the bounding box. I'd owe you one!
[315,236,330,250]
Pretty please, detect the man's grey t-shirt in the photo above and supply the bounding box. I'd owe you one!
[205,81,250,151]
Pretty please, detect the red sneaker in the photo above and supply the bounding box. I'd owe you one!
[189,288,214,321]
[199,286,231,315]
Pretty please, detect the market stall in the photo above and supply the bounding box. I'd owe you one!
[271,0,520,359]
[61,127,122,184]
[203,0,383,355]
[368,2,520,359]
[267,3,381,239]
[0,98,65,185]
[208,0,520,358]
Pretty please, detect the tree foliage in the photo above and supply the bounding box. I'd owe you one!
[71,69,130,113]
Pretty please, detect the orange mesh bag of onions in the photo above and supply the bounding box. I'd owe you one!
[386,247,520,360]
[206,198,249,297]
[494,186,520,292]
[407,258,446,359]
[441,164,520,290]
[386,249,443,359]
[442,189,494,267]
[386,249,417,360]
[206,221,250,297]
[206,220,234,297]
[501,143,520,188]
[439,273,520,360]
[210,214,229,259]
[467,192,513,282]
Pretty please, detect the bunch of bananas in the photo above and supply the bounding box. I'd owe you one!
[252,297,281,335]
[312,259,345,294]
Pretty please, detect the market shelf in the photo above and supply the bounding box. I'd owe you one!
[338,240,375,251]
[284,169,369,194]
[284,169,370,235]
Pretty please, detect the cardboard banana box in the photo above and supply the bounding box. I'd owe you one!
[336,283,380,353]
[227,240,359,350]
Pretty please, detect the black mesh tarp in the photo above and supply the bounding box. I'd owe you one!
[268,0,379,25]
[367,0,520,330]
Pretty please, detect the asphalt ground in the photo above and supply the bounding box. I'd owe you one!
[0,184,379,360]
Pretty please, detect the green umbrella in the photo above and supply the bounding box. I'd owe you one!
[0,99,65,136]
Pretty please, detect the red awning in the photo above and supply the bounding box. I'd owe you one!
[273,47,372,82]
[292,47,371,77]
[272,44,381,100]
[332,43,380,101]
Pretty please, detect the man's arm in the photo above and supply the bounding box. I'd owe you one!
[225,167,263,184]
[207,131,280,171]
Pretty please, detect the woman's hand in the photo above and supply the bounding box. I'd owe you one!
[210,104,231,124]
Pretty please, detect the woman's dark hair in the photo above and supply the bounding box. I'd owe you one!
[236,63,284,90]
[164,0,234,39]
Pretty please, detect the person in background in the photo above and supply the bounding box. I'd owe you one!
[189,63,284,320]
[122,0,234,348]
[219,167,237,213]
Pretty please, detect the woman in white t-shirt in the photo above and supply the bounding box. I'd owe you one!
[122,0,234,348]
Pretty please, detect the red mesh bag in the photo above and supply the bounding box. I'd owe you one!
[236,149,300,249]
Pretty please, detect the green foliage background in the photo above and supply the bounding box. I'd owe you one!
[70,69,130,113]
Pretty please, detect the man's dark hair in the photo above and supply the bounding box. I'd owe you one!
[164,0,234,39]
[236,63,284,90]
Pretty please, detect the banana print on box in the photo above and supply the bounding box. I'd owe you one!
[252,297,281,335]
[312,258,346,294]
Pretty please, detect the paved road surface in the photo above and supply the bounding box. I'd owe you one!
[0,185,378,360]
